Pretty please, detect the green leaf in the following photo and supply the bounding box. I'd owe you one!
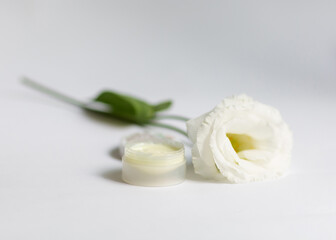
[20,77,174,125]
[152,100,172,112]
[93,91,171,124]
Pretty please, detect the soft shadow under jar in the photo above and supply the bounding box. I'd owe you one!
[122,138,186,187]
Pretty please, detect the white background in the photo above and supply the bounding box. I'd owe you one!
[1,1,336,239]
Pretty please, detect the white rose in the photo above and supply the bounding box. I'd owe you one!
[187,94,293,183]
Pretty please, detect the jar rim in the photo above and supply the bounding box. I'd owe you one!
[123,138,185,166]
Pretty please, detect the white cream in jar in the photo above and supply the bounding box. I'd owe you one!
[122,138,186,187]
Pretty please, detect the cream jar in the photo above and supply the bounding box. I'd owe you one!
[122,136,186,187]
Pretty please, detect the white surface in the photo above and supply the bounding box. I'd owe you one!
[1,1,336,239]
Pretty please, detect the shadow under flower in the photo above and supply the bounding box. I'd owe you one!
[186,161,229,183]
[185,162,205,182]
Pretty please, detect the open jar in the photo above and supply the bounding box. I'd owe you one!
[122,135,186,187]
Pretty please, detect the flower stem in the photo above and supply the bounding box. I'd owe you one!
[21,77,86,108]
[21,77,189,137]
[155,114,189,122]
[147,122,188,137]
